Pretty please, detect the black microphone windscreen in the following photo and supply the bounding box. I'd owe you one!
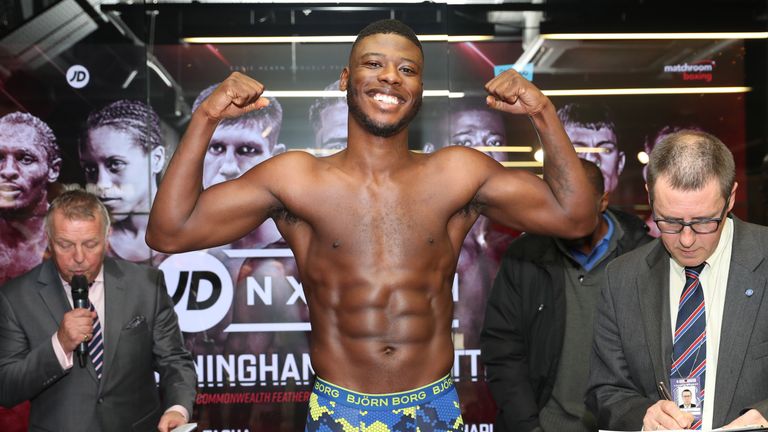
[71,275,89,302]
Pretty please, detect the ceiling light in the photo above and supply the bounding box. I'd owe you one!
[182,35,494,44]
[542,87,751,96]
[541,32,768,40]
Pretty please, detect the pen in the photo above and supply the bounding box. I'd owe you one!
[657,381,673,401]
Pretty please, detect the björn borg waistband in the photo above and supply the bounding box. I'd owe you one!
[312,375,455,410]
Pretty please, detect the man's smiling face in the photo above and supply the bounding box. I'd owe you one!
[342,33,424,138]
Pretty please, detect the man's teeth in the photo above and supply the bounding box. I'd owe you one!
[374,93,399,105]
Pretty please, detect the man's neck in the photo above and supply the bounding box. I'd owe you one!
[343,124,413,173]
[569,212,609,255]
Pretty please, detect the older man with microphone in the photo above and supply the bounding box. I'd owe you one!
[0,188,196,432]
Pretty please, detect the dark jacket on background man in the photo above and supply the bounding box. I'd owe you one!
[481,208,652,432]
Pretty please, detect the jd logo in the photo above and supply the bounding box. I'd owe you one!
[66,65,90,89]
[160,251,233,332]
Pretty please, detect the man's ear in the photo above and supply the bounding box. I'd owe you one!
[645,183,650,201]
[339,68,349,92]
[727,182,738,213]
[150,146,166,174]
[598,191,610,213]
[617,150,626,176]
[48,157,62,183]
[272,143,286,156]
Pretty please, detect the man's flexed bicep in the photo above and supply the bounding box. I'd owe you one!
[481,69,597,238]
[148,153,287,253]
[478,163,596,237]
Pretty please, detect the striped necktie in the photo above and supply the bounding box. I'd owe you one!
[671,263,706,430]
[88,303,104,380]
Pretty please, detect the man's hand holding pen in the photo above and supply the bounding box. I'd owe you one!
[643,381,694,430]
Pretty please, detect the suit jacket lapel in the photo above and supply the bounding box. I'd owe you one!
[638,241,674,386]
[36,260,70,328]
[714,220,767,424]
[102,258,127,387]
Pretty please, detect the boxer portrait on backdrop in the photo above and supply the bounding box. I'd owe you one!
[147,19,597,431]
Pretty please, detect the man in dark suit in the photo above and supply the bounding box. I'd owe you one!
[0,189,196,432]
[586,130,768,430]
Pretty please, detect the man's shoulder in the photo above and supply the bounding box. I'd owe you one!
[735,217,768,241]
[0,260,49,297]
[422,145,504,175]
[106,257,161,278]
[607,207,653,248]
[504,232,558,262]
[606,239,659,273]
[246,149,322,179]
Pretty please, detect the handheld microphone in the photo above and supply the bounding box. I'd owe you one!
[70,275,90,368]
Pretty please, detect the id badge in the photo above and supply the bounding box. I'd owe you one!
[671,377,702,420]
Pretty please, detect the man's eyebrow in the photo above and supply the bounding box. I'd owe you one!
[451,129,474,137]
[360,52,420,66]
[360,52,384,59]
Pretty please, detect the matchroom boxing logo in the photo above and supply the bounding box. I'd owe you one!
[663,60,716,82]
[160,251,234,332]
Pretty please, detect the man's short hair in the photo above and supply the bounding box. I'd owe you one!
[580,158,605,196]
[644,124,704,155]
[0,112,60,164]
[84,100,163,153]
[45,187,111,239]
[192,83,283,146]
[682,389,692,396]
[557,102,616,133]
[646,130,735,202]
[308,80,346,133]
[352,19,423,57]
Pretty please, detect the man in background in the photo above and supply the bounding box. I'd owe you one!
[0,189,196,431]
[0,112,61,284]
[482,159,651,431]
[558,102,625,196]
[0,110,61,432]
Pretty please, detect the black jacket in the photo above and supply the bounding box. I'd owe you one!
[480,208,652,432]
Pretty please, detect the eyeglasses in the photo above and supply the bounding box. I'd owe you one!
[652,199,729,234]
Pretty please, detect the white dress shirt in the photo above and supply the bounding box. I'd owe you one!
[668,217,734,430]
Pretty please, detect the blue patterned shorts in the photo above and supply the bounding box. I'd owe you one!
[305,375,464,431]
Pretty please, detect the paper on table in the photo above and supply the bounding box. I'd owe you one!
[600,426,768,432]
[171,423,198,432]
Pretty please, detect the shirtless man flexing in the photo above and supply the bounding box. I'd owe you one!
[147,19,597,431]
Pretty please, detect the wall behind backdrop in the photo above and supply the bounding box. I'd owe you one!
[0,2,765,431]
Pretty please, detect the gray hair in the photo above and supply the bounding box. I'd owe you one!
[45,187,111,240]
[646,129,735,202]
[0,112,60,164]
